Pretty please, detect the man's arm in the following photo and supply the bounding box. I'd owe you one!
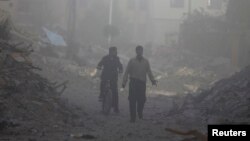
[147,60,157,85]
[122,60,131,88]
[117,57,123,73]
[97,57,105,70]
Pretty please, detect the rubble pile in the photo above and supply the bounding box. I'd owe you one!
[150,48,237,95]
[157,66,217,94]
[0,39,85,135]
[171,66,250,123]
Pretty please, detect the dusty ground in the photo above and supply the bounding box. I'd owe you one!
[60,75,205,141]
[0,54,210,141]
[1,63,247,141]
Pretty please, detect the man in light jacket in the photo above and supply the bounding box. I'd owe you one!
[122,45,157,122]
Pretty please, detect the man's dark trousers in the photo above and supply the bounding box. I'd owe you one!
[129,78,146,121]
[100,79,119,111]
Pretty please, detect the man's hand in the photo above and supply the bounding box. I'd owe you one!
[152,80,157,86]
[90,68,98,77]
[120,88,124,92]
[96,66,102,70]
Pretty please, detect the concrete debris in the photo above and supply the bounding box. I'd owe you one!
[175,67,195,77]
[0,39,85,136]
[170,65,250,124]
[153,66,218,95]
[0,40,65,93]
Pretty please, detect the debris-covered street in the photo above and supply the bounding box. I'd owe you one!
[1,0,250,141]
[1,37,249,140]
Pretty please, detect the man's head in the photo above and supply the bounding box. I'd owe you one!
[136,45,143,58]
[109,46,117,56]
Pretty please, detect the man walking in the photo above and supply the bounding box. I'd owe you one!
[97,46,123,113]
[122,45,157,122]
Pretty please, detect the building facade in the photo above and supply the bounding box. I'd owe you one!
[1,0,229,47]
[117,0,228,46]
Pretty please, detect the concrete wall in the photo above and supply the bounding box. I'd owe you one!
[117,0,153,44]
[1,0,229,47]
[116,0,228,46]
[151,0,228,45]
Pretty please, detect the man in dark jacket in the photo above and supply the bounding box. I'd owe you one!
[97,46,123,113]
[122,45,157,122]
